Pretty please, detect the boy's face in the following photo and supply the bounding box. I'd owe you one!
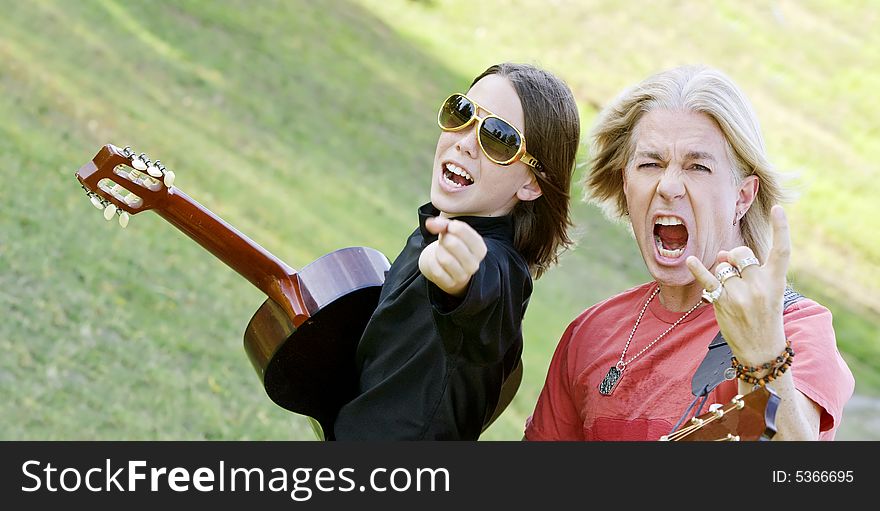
[430,74,541,218]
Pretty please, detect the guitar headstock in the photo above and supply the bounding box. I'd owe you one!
[75,144,177,228]
[662,386,780,441]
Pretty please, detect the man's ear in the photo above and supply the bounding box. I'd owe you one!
[736,174,759,218]
[516,174,543,202]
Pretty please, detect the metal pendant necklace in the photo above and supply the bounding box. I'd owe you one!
[598,285,704,396]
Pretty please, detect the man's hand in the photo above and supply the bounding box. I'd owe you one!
[418,217,488,298]
[686,205,791,363]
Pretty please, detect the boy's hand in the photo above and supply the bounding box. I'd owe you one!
[419,217,488,298]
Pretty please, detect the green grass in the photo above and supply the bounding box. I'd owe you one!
[1,0,877,441]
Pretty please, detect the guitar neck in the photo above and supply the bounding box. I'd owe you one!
[156,187,309,326]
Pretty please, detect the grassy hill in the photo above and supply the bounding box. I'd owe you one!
[1,0,877,440]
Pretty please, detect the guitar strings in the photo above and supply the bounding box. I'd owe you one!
[666,397,745,441]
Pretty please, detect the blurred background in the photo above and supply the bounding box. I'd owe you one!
[1,0,877,440]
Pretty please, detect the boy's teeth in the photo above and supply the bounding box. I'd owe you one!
[444,174,465,187]
[445,163,473,182]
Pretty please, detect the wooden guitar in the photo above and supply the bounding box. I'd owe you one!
[661,386,781,441]
[76,144,521,439]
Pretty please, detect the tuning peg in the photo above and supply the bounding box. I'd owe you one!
[147,160,165,177]
[131,156,147,171]
[89,194,105,210]
[103,203,117,220]
[122,146,133,157]
[146,163,163,178]
[709,403,725,418]
[163,170,175,188]
[118,211,130,228]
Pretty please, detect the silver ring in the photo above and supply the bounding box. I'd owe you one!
[736,256,760,273]
[715,266,741,285]
[701,285,723,303]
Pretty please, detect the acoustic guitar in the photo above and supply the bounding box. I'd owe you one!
[76,143,521,439]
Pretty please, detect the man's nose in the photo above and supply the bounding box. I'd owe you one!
[656,167,686,201]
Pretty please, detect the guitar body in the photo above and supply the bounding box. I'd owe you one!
[244,247,389,440]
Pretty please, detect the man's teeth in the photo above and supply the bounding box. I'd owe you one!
[443,163,474,187]
[653,216,685,257]
[654,235,685,258]
[655,216,683,226]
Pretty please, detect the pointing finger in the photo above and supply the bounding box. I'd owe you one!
[425,216,450,235]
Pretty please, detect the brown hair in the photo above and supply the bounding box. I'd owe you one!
[471,63,581,278]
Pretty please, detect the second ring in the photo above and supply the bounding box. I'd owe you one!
[715,265,741,285]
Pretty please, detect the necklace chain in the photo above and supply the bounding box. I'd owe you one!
[616,285,703,370]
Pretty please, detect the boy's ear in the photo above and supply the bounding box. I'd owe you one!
[516,174,542,202]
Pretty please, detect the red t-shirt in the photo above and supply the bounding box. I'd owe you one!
[525,282,855,441]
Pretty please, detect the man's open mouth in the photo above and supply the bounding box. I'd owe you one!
[653,216,688,258]
[443,162,474,188]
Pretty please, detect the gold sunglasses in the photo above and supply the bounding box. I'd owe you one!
[437,93,542,170]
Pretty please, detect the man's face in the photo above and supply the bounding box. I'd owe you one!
[624,108,754,286]
[430,74,539,218]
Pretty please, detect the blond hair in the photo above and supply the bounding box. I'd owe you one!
[585,65,792,262]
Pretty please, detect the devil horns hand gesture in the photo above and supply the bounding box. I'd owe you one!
[686,205,822,439]
[686,205,790,364]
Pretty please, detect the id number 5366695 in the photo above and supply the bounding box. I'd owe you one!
[772,470,854,483]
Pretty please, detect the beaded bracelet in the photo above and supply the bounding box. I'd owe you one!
[731,340,795,387]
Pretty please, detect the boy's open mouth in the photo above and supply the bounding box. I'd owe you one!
[443,162,474,188]
[653,216,688,258]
